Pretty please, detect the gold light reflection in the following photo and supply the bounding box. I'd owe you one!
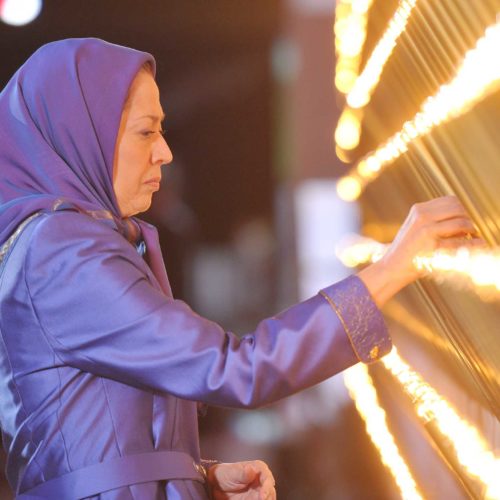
[335,234,386,266]
[383,348,500,499]
[334,0,375,95]
[335,108,362,150]
[414,247,500,293]
[347,0,418,109]
[337,21,500,201]
[337,235,500,299]
[336,176,362,202]
[383,301,500,402]
[343,364,424,500]
[334,0,417,158]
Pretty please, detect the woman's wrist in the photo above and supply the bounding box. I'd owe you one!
[356,258,415,308]
[202,459,221,499]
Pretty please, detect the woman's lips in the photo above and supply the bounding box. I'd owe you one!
[145,177,161,190]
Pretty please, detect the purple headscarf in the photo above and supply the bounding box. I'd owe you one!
[0,38,156,245]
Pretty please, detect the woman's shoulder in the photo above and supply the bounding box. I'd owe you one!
[17,209,146,279]
[10,209,137,270]
[30,209,128,248]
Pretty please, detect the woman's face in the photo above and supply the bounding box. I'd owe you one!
[113,69,173,217]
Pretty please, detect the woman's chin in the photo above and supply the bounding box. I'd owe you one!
[119,197,152,218]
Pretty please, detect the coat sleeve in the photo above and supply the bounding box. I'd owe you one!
[24,212,391,409]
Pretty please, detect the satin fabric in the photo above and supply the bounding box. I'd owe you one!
[0,209,389,498]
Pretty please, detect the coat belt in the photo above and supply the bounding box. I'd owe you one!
[17,450,205,499]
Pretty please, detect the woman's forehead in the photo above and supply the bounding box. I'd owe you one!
[126,72,163,117]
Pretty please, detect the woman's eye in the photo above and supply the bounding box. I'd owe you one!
[141,130,165,137]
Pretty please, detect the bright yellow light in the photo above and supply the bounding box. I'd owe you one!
[337,235,500,299]
[335,109,361,150]
[344,364,424,500]
[333,0,375,159]
[339,22,366,57]
[334,0,375,94]
[414,247,500,297]
[336,176,362,201]
[383,348,500,498]
[342,21,500,199]
[347,0,418,109]
[336,235,386,266]
[352,0,371,14]
[335,69,358,94]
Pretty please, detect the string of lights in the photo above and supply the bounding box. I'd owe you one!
[336,20,500,201]
[382,348,500,499]
[334,0,375,95]
[334,0,418,155]
[343,364,424,500]
[346,347,500,498]
[347,0,418,109]
[336,235,500,300]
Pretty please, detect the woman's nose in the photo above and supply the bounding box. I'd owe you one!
[152,136,173,165]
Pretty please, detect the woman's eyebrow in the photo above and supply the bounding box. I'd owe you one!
[134,112,166,122]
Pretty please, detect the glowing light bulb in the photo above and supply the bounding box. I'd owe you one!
[337,176,362,201]
[335,69,358,94]
[335,109,361,150]
[334,0,375,94]
[0,0,42,26]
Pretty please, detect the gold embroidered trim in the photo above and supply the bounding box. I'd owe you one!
[369,346,379,360]
[0,212,42,265]
[319,289,363,363]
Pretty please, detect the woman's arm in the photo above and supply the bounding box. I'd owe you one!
[24,212,387,409]
[23,196,479,409]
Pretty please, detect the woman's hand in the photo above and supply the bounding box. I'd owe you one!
[358,195,484,307]
[207,460,276,500]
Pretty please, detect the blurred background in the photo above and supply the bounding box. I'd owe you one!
[2,0,500,499]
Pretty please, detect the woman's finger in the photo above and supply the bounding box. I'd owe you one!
[436,236,487,250]
[258,474,276,500]
[426,217,478,239]
[247,460,275,500]
[248,460,273,484]
[410,196,469,223]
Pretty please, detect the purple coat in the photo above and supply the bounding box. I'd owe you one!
[0,207,390,499]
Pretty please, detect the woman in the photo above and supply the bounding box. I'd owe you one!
[0,38,479,499]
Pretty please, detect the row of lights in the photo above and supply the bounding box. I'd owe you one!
[382,348,500,499]
[336,20,500,201]
[347,0,418,109]
[343,363,423,500]
[335,4,500,497]
[414,247,500,300]
[334,0,419,154]
[336,235,500,299]
[333,0,373,156]
[346,348,500,499]
[334,0,375,95]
